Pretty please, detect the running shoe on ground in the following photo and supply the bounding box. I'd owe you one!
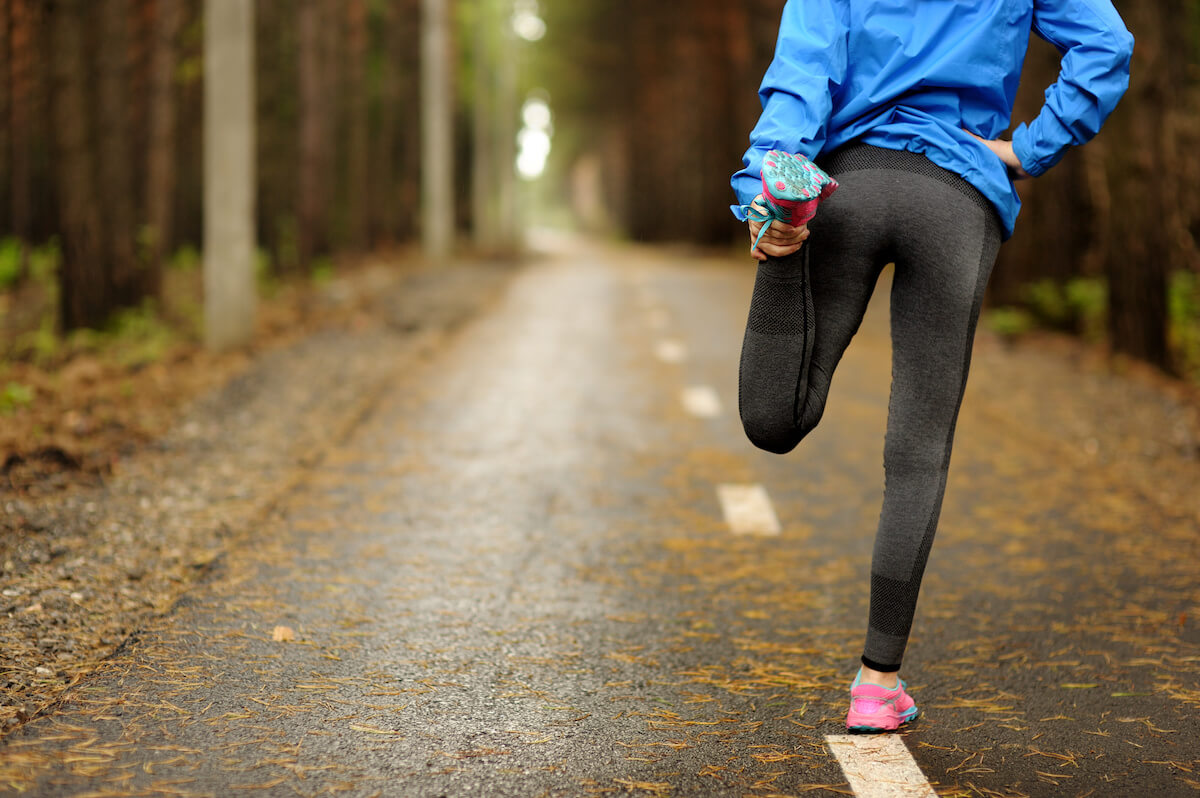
[845,668,919,733]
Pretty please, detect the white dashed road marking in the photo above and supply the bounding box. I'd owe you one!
[680,386,722,418]
[826,735,937,798]
[716,484,781,536]
[654,339,688,364]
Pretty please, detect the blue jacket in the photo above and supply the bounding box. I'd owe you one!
[731,0,1134,239]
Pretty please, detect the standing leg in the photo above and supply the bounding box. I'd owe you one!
[860,174,1002,673]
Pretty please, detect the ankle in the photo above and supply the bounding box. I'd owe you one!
[858,665,900,689]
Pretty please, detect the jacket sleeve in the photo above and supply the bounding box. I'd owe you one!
[730,0,848,218]
[1010,0,1134,178]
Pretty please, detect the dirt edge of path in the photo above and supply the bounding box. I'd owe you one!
[0,254,524,737]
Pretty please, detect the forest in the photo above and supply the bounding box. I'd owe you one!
[1,0,1199,377]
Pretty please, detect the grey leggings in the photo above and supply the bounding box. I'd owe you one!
[738,144,1002,671]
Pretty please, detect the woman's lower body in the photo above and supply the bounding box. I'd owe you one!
[737,144,1002,724]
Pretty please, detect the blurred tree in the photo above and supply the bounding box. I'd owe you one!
[494,0,516,250]
[345,0,369,252]
[3,0,428,333]
[471,0,495,250]
[52,0,108,330]
[1,0,9,238]
[421,0,453,257]
[97,0,142,307]
[298,0,327,267]
[5,0,1195,378]
[145,0,184,280]
[1102,0,1192,370]
[204,0,256,349]
[537,0,781,245]
[994,0,1200,371]
[368,0,399,247]
[375,0,421,246]
[5,0,37,251]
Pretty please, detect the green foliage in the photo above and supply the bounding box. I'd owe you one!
[135,225,163,268]
[256,247,281,298]
[28,240,60,287]
[1168,270,1200,380]
[985,306,1036,340]
[1063,277,1107,342]
[0,381,34,414]
[273,216,300,275]
[1022,277,1107,341]
[0,238,23,289]
[170,244,201,272]
[311,257,335,284]
[28,317,60,364]
[101,301,177,368]
[1023,279,1071,327]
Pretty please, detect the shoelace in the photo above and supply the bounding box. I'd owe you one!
[742,199,792,254]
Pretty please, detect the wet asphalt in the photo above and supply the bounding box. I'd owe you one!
[3,245,1199,797]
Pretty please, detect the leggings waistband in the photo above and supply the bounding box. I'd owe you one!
[818,143,994,217]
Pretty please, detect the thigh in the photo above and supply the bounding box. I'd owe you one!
[798,169,893,425]
[885,175,1002,467]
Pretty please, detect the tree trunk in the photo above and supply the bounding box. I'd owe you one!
[471,0,494,251]
[297,0,325,267]
[420,0,453,258]
[253,0,298,269]
[343,0,368,252]
[1104,0,1176,370]
[204,0,256,349]
[368,1,397,247]
[627,4,664,241]
[7,0,35,244]
[97,0,142,307]
[494,0,516,251]
[145,0,183,283]
[396,0,421,243]
[0,0,9,234]
[52,0,108,330]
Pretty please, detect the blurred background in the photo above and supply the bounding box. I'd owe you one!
[0,0,1198,375]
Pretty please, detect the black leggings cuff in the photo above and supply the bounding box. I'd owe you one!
[861,655,901,673]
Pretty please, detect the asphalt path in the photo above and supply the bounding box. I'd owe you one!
[4,245,1199,797]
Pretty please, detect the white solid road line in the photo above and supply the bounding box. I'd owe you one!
[826,735,938,798]
[654,339,688,364]
[681,386,722,418]
[716,484,781,536]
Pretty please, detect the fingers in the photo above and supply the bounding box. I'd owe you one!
[747,214,809,261]
[748,226,808,259]
[964,129,1032,180]
[753,223,809,247]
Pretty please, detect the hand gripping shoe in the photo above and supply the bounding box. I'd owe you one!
[740,150,839,254]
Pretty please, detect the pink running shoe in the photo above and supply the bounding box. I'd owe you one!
[845,669,920,733]
[739,150,839,254]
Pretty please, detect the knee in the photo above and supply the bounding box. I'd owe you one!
[739,402,816,455]
[743,425,799,455]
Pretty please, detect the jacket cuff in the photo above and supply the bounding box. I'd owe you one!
[1010,124,1045,178]
[730,173,761,220]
